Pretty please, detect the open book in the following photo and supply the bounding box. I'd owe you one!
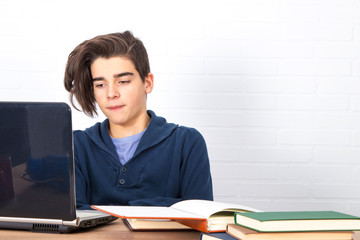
[122,218,192,231]
[92,199,260,232]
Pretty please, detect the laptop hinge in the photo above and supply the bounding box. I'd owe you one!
[62,218,80,227]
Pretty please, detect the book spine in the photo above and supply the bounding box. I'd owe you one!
[175,219,208,232]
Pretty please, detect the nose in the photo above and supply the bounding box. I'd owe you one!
[107,83,120,99]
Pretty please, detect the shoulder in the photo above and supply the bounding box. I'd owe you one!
[72,120,105,144]
[148,110,203,139]
[176,125,203,139]
[146,110,207,148]
[176,126,207,150]
[73,129,87,139]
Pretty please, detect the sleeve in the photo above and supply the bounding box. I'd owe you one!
[179,128,214,201]
[73,131,92,210]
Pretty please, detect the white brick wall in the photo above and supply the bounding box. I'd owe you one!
[1,0,360,215]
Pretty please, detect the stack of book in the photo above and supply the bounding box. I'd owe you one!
[201,211,360,240]
[92,199,260,232]
[92,200,360,240]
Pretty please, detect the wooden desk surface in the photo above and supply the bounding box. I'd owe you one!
[0,219,201,240]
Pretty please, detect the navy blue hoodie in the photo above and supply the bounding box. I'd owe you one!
[73,110,213,209]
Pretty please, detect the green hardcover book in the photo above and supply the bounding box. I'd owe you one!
[234,211,360,232]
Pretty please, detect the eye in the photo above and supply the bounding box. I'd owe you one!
[119,80,130,84]
[94,83,105,88]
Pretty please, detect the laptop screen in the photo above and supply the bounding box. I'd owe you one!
[0,102,76,221]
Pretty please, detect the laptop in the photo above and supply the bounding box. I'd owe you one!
[0,102,117,233]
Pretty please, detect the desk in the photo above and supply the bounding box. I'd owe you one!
[0,219,201,240]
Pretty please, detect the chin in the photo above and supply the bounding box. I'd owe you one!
[108,117,127,125]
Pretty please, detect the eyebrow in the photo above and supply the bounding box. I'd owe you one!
[92,72,134,82]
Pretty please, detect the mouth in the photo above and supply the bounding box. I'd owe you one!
[107,105,125,111]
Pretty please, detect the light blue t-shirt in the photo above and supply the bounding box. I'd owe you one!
[110,129,146,165]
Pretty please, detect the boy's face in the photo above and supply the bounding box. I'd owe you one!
[91,56,153,129]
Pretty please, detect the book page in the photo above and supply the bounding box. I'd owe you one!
[92,205,206,220]
[170,200,261,219]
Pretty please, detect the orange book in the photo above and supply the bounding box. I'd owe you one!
[92,199,259,232]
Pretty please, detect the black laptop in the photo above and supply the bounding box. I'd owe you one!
[0,102,117,233]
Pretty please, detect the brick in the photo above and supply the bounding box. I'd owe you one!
[21,36,62,54]
[350,166,360,181]
[271,201,343,212]
[352,131,360,145]
[148,93,204,110]
[21,54,58,72]
[277,95,349,110]
[202,129,277,145]
[312,184,360,198]
[282,23,353,41]
[355,26,360,41]
[353,61,360,75]
[316,43,360,58]
[0,71,21,89]
[280,60,352,75]
[198,40,315,58]
[243,111,315,128]
[211,164,279,179]
[212,181,238,197]
[147,74,169,92]
[208,147,312,163]
[161,110,244,128]
[151,56,204,74]
[202,40,244,58]
[278,130,350,145]
[278,165,349,181]
[143,39,168,57]
[0,36,20,53]
[317,113,360,129]
[168,75,243,93]
[318,78,360,94]
[202,2,246,23]
[320,6,360,23]
[140,22,206,41]
[167,39,207,57]
[0,18,21,36]
[208,146,243,162]
[245,78,316,93]
[21,17,58,36]
[240,183,309,198]
[0,53,24,71]
[203,94,275,109]
[245,6,318,23]
[240,41,315,58]
[207,23,282,40]
[20,72,60,90]
[353,96,360,111]
[206,59,278,75]
[0,1,23,18]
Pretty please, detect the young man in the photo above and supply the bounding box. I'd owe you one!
[64,31,213,209]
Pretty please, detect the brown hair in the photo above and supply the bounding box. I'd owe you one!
[64,31,150,117]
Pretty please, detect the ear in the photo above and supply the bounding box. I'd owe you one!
[144,73,154,94]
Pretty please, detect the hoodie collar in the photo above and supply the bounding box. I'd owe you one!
[133,110,178,157]
[84,110,178,161]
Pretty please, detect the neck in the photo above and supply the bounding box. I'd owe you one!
[109,112,150,139]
